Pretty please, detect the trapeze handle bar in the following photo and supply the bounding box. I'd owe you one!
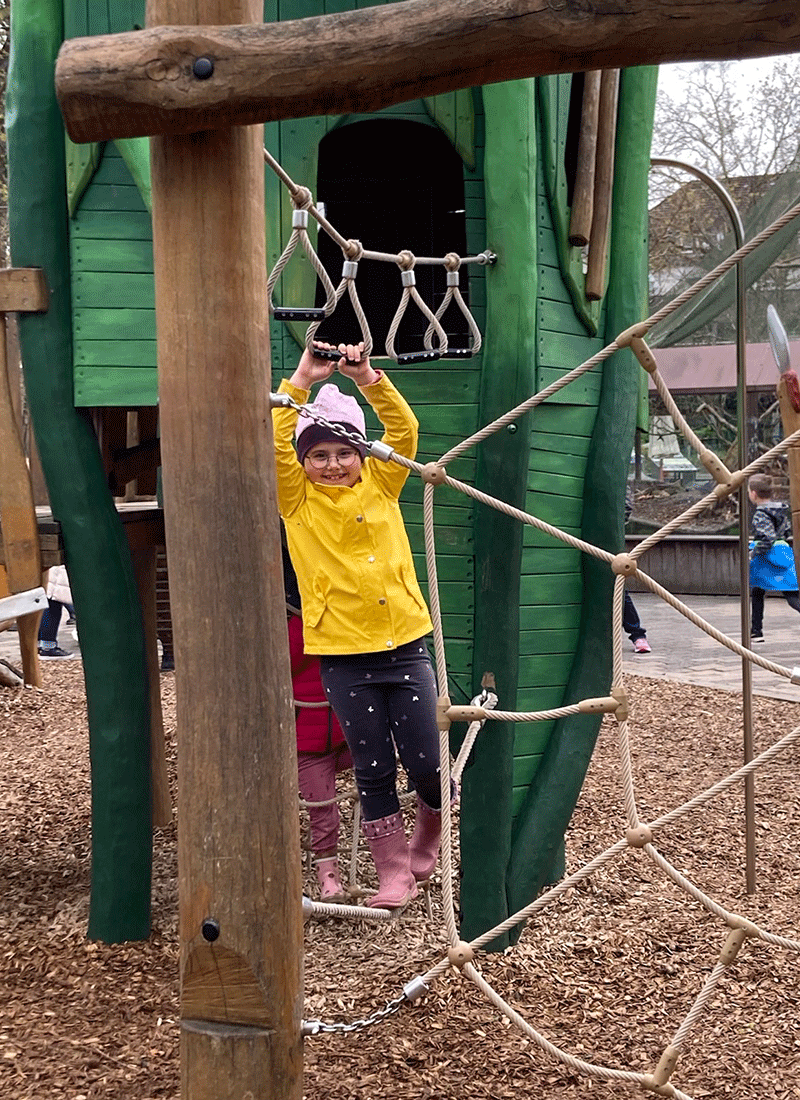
[272,307,327,322]
[396,350,440,365]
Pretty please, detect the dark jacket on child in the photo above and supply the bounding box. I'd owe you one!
[751,500,791,556]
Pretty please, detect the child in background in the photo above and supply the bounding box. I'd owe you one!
[273,341,443,911]
[748,473,800,643]
[283,535,352,903]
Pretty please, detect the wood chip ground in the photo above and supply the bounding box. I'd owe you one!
[2,666,800,1098]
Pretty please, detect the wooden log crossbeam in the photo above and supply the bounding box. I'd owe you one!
[56,1,800,143]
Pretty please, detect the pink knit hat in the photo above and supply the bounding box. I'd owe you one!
[295,384,367,464]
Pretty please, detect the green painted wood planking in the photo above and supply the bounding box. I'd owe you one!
[529,447,588,479]
[520,626,580,653]
[71,210,152,239]
[75,340,156,366]
[73,272,155,309]
[74,367,157,407]
[79,185,148,212]
[72,238,154,274]
[519,603,581,631]
[74,309,155,340]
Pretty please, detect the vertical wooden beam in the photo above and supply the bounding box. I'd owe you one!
[585,68,620,301]
[147,3,302,1098]
[130,542,172,828]
[568,70,602,247]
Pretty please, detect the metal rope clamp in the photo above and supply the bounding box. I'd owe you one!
[267,192,338,323]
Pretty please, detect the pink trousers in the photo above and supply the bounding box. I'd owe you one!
[297,745,353,855]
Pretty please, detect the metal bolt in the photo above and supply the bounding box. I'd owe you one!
[506,423,517,434]
[193,57,214,79]
[201,917,220,942]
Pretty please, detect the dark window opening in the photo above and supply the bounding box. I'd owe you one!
[564,73,585,209]
[314,119,469,357]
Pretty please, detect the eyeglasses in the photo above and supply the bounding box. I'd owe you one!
[306,448,361,469]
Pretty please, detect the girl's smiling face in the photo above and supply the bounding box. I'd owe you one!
[303,441,363,487]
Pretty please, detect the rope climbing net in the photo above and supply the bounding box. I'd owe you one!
[268,155,800,1098]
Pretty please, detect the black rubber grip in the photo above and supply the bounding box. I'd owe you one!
[273,307,326,322]
[311,347,344,361]
[442,347,477,359]
[396,350,441,365]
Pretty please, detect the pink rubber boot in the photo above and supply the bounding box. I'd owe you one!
[362,812,418,910]
[314,856,345,903]
[408,796,442,882]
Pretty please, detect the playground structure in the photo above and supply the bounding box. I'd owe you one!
[1,0,798,1097]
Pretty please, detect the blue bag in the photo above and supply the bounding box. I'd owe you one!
[749,539,798,591]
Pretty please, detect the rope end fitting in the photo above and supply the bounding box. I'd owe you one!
[447,941,475,969]
[712,468,745,500]
[578,696,619,715]
[611,553,637,577]
[421,462,448,485]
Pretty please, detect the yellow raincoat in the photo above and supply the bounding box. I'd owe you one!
[272,373,433,656]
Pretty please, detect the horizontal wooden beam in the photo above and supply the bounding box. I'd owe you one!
[56,0,800,142]
[0,269,49,313]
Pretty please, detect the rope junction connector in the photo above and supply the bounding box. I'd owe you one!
[699,448,734,487]
[647,1045,680,1089]
[791,667,800,685]
[611,686,629,722]
[446,704,488,723]
[301,895,315,922]
[630,336,659,376]
[719,926,747,966]
[614,321,650,348]
[421,462,448,485]
[625,824,653,848]
[447,942,475,969]
[611,553,637,577]
[436,694,453,732]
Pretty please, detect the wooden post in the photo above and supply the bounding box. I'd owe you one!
[0,269,51,687]
[585,68,620,301]
[147,2,302,1097]
[568,70,601,247]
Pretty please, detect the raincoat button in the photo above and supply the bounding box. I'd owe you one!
[386,641,393,648]
[356,515,364,522]
[368,556,375,563]
[378,598,386,605]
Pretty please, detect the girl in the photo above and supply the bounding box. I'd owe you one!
[282,534,352,903]
[272,342,443,910]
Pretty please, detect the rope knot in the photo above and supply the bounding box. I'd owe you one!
[292,186,313,210]
[397,249,415,271]
[344,239,364,261]
[444,252,461,271]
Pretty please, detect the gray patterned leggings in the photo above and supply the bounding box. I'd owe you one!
[319,637,442,821]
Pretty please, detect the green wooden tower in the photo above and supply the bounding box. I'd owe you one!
[7,0,656,944]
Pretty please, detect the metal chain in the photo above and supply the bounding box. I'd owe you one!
[303,992,410,1036]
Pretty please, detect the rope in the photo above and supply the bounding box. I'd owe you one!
[384,251,448,362]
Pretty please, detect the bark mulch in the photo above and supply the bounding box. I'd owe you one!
[2,666,800,1099]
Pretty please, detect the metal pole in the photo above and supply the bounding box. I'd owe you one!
[650,158,756,893]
